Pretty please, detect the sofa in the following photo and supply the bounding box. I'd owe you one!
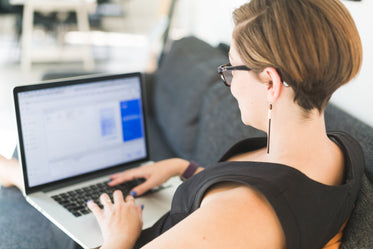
[143,36,373,248]
[0,36,372,248]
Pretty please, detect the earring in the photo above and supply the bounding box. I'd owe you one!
[267,103,272,154]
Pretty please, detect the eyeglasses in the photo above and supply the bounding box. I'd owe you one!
[217,63,251,87]
[217,63,290,87]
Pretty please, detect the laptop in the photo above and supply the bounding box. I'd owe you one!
[13,72,182,249]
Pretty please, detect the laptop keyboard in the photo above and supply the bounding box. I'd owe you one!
[51,178,146,217]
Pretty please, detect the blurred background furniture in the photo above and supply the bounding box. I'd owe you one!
[41,0,178,78]
[10,0,96,71]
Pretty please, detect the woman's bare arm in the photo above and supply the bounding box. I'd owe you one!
[142,185,286,249]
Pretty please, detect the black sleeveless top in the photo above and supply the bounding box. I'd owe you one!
[135,131,365,249]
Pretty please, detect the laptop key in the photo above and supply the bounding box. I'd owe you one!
[72,212,82,217]
[81,210,90,215]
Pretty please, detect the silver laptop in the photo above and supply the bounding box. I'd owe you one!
[13,72,181,249]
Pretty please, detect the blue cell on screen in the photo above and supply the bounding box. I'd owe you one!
[120,99,143,142]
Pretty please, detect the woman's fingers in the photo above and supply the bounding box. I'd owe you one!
[88,191,144,247]
[100,193,113,210]
[130,179,156,197]
[88,192,136,214]
[109,177,155,197]
[113,190,125,204]
[87,200,104,221]
[125,194,135,204]
[108,168,147,186]
[108,172,135,186]
[137,205,144,217]
[125,195,144,222]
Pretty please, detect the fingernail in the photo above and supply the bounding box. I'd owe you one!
[141,204,144,210]
[130,191,137,197]
[87,199,91,203]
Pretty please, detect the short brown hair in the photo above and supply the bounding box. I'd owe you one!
[232,0,362,112]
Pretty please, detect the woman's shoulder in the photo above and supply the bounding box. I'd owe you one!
[143,182,286,249]
[198,182,286,249]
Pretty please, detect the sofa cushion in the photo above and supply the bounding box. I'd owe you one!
[192,82,265,166]
[153,36,227,159]
[146,115,176,161]
[341,174,373,249]
[0,187,77,248]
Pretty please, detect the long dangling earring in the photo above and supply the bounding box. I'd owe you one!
[267,103,272,154]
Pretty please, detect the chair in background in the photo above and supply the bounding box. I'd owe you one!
[12,0,96,71]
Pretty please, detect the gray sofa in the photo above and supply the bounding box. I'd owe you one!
[144,36,373,248]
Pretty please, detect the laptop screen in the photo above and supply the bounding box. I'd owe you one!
[14,73,148,189]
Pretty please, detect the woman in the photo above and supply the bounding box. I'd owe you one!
[0,0,364,248]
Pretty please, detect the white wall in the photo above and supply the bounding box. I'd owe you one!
[331,0,373,127]
[174,0,373,127]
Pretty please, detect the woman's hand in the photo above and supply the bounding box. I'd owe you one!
[87,191,143,249]
[108,158,190,196]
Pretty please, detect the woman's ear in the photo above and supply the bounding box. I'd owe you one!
[261,67,283,103]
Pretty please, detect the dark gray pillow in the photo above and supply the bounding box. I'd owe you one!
[192,82,265,166]
[341,174,373,249]
[153,36,227,159]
